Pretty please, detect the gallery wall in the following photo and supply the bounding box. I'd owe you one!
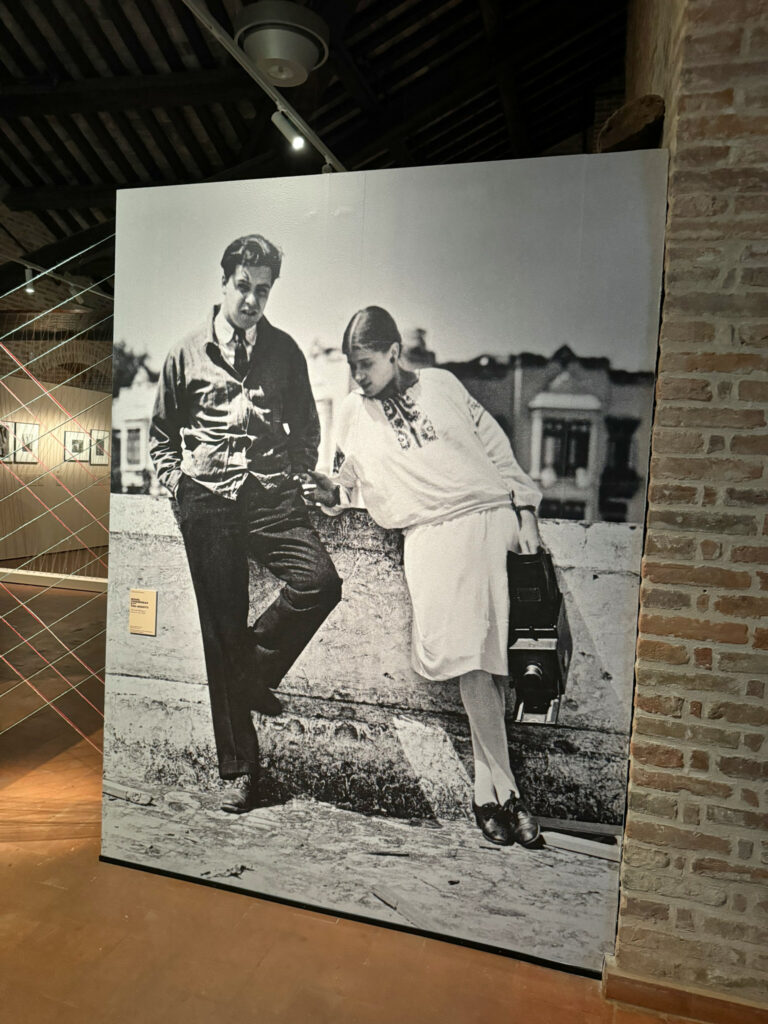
[0,376,111,577]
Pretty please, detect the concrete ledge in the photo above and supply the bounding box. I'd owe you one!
[602,958,768,1024]
[104,675,628,821]
[105,494,641,822]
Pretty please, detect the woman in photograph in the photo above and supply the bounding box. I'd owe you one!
[308,306,543,847]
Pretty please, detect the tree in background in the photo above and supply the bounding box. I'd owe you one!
[112,340,157,397]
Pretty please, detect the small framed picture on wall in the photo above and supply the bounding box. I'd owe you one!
[90,428,110,466]
[64,430,90,462]
[0,421,11,462]
[13,422,39,463]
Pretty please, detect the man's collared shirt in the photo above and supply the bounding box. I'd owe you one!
[212,307,257,372]
[149,306,320,501]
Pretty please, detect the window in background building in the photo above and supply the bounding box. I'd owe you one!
[541,418,591,478]
[604,416,640,474]
[126,427,141,466]
[600,416,641,522]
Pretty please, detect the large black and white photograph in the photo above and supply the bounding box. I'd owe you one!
[103,152,667,974]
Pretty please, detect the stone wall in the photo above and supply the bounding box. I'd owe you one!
[614,0,768,1005]
[104,494,642,823]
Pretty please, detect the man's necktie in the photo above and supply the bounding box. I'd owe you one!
[233,329,249,379]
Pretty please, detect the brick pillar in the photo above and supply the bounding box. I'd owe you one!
[609,0,768,1010]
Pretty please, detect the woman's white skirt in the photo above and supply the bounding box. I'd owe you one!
[402,504,520,681]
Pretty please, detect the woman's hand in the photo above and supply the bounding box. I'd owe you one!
[518,508,542,554]
[301,470,339,507]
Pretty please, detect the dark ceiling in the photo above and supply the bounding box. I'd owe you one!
[0,0,628,299]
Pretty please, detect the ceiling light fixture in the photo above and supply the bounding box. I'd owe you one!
[234,1,329,88]
[271,109,305,150]
[24,267,35,294]
[181,0,345,172]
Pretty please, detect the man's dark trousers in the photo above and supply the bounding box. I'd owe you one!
[175,473,342,779]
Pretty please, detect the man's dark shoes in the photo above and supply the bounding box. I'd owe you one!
[252,679,283,716]
[473,801,512,845]
[221,773,260,814]
[504,796,541,848]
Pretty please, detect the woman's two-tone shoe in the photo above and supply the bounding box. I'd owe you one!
[473,801,513,845]
[502,796,541,848]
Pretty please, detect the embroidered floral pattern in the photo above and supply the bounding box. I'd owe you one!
[465,393,484,425]
[332,447,346,473]
[381,390,438,451]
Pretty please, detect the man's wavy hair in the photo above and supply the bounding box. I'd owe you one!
[220,234,282,282]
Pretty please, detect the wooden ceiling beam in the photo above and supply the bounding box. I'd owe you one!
[444,124,509,164]
[3,185,124,212]
[372,13,484,97]
[517,10,625,78]
[0,69,260,118]
[135,112,191,180]
[37,0,98,79]
[476,0,529,157]
[133,2,218,176]
[325,41,412,165]
[108,111,166,182]
[2,118,66,189]
[2,143,298,212]
[0,222,115,294]
[57,2,159,188]
[99,0,155,74]
[411,91,500,152]
[77,113,138,184]
[346,0,462,56]
[170,0,252,156]
[418,111,507,163]
[333,47,497,168]
[10,2,69,80]
[52,113,118,186]
[4,43,500,210]
[286,0,355,114]
[81,1,240,176]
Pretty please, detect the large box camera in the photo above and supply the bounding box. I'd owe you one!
[507,549,572,724]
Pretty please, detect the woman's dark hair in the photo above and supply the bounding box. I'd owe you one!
[220,234,282,282]
[342,306,402,356]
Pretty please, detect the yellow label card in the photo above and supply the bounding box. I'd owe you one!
[129,588,157,636]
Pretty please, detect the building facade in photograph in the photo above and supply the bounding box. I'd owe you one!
[444,345,654,524]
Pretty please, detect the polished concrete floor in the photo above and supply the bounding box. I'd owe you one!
[0,583,697,1023]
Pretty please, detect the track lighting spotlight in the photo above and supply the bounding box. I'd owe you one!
[271,109,305,150]
[181,0,345,171]
[24,268,35,294]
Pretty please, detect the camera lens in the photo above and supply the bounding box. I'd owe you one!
[523,663,544,681]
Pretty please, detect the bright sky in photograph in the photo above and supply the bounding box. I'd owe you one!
[114,151,667,374]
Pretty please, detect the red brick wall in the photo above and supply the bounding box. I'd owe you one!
[616,0,768,1003]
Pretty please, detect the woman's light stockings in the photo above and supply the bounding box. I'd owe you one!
[459,669,519,806]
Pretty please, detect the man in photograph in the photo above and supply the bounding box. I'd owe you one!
[149,234,342,813]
